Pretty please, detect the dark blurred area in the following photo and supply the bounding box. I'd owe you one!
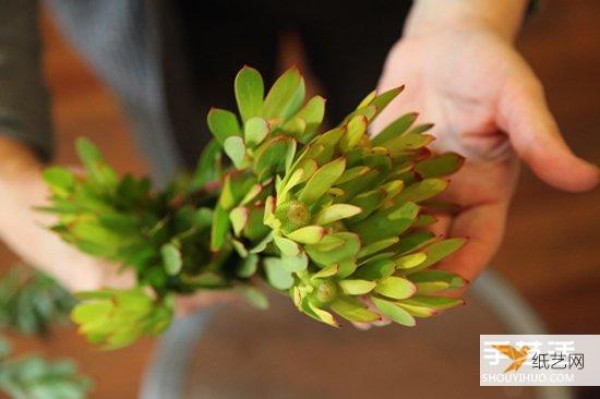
[0,1,598,398]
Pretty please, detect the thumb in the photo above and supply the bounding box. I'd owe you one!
[498,77,598,192]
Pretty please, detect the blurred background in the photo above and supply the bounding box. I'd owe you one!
[0,1,598,398]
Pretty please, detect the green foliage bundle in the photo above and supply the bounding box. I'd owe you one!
[0,266,91,399]
[42,66,467,349]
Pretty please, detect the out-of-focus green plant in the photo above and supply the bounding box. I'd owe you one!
[42,66,467,348]
[0,266,92,399]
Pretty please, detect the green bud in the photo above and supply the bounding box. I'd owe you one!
[275,200,311,233]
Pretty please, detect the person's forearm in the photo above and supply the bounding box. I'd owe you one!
[0,136,41,186]
[405,0,530,41]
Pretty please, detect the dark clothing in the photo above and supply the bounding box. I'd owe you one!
[162,0,412,168]
[0,0,412,184]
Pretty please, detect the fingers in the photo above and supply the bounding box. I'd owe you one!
[437,201,508,284]
[498,76,599,192]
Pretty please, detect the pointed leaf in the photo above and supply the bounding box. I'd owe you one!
[338,280,377,295]
[223,136,247,169]
[408,270,467,292]
[299,157,346,204]
[296,95,325,139]
[410,238,467,272]
[372,112,418,146]
[210,205,230,251]
[371,296,416,327]
[394,252,427,270]
[330,297,380,323]
[415,152,465,178]
[313,204,362,225]
[286,225,325,244]
[244,117,269,147]
[191,140,222,190]
[352,202,419,244]
[263,67,305,120]
[207,108,241,146]
[393,178,448,203]
[375,276,416,300]
[230,207,249,236]
[311,264,339,280]
[243,287,269,310]
[274,235,301,257]
[401,295,465,310]
[235,66,264,122]
[307,301,339,327]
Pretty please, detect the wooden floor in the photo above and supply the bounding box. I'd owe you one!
[1,1,598,398]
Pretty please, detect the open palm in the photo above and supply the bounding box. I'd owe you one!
[374,29,598,282]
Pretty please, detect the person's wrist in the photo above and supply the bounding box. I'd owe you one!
[404,0,529,42]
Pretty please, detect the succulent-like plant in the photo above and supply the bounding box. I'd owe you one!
[42,66,467,348]
[0,266,91,399]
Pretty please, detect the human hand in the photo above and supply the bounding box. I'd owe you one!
[373,11,598,284]
[0,137,236,314]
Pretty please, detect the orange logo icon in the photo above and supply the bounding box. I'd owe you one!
[493,345,530,372]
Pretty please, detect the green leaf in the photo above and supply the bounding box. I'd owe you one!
[244,287,269,310]
[415,152,465,178]
[235,66,264,122]
[311,264,339,279]
[42,167,76,196]
[295,95,326,139]
[351,202,419,244]
[394,252,427,270]
[357,237,399,259]
[305,232,360,266]
[393,231,436,255]
[307,301,339,327]
[161,243,182,276]
[210,205,231,251]
[207,108,241,146]
[396,302,439,318]
[401,295,465,310]
[238,254,259,278]
[253,136,291,179]
[229,207,249,237]
[370,86,404,117]
[371,296,416,327]
[223,136,247,169]
[353,259,395,280]
[264,258,294,290]
[338,279,377,295]
[393,178,448,203]
[286,225,325,244]
[384,133,435,153]
[374,276,416,300]
[244,117,270,147]
[76,138,103,167]
[313,204,362,225]
[408,270,466,293]
[408,238,467,272]
[191,140,222,190]
[263,67,305,120]
[280,253,309,273]
[340,115,367,151]
[298,157,346,204]
[273,235,300,257]
[330,297,380,323]
[371,112,418,146]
